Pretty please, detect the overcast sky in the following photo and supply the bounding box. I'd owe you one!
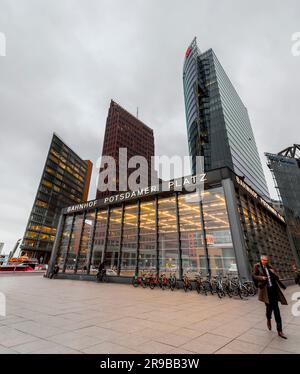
[0,0,299,254]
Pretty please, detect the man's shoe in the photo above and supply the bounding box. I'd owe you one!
[278,331,287,339]
[267,320,272,331]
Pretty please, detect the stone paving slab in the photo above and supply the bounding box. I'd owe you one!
[0,275,299,354]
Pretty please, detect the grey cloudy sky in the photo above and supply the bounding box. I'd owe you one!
[0,0,299,254]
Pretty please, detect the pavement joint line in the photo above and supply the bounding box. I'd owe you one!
[1,276,299,354]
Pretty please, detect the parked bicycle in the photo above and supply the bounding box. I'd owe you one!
[182,273,193,292]
[159,273,169,290]
[131,269,257,300]
[195,273,208,296]
[169,273,178,291]
[132,273,146,288]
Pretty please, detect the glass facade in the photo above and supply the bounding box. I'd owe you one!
[236,185,295,279]
[203,188,235,276]
[50,168,298,281]
[266,152,300,263]
[105,207,122,271]
[183,38,269,199]
[54,185,237,279]
[120,204,138,276]
[20,133,92,263]
[90,210,107,275]
[178,192,205,276]
[64,213,83,273]
[158,196,180,276]
[138,200,156,274]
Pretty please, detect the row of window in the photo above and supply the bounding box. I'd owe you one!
[55,187,236,278]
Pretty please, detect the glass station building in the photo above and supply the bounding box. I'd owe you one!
[48,167,296,281]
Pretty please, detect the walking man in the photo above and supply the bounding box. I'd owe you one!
[252,255,288,339]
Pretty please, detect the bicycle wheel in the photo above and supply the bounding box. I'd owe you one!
[170,279,176,291]
[149,280,156,289]
[225,285,232,298]
[132,277,138,287]
[199,283,207,296]
[216,286,223,298]
[245,282,256,296]
[142,278,147,288]
[205,281,214,295]
[231,283,239,297]
[241,285,249,298]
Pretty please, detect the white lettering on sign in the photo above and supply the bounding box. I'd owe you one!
[67,200,97,213]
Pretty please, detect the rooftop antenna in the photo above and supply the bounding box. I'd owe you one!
[136,107,139,119]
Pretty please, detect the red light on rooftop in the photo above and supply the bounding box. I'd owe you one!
[185,47,191,59]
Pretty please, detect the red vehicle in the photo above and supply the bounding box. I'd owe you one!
[132,273,146,288]
[0,256,39,272]
[182,273,193,292]
[159,273,169,290]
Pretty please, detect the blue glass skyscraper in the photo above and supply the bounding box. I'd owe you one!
[183,37,269,199]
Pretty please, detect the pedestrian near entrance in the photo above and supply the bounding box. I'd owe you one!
[96,261,106,282]
[252,255,288,339]
[49,264,59,279]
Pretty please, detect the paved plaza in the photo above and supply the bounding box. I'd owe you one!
[0,274,300,354]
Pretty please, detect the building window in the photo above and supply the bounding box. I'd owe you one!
[138,200,156,275]
[178,192,206,277]
[203,187,235,276]
[120,204,138,276]
[64,214,83,273]
[158,196,179,276]
[90,210,107,275]
[56,215,73,270]
[76,211,96,274]
[105,207,122,272]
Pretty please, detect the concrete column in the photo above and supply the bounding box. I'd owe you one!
[155,196,159,276]
[135,200,141,275]
[46,214,65,277]
[101,206,111,265]
[117,203,125,275]
[175,192,183,279]
[86,209,98,274]
[222,178,251,280]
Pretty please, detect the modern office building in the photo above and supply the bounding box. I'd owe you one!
[96,100,155,199]
[48,167,295,281]
[266,145,300,264]
[183,37,269,200]
[20,133,93,263]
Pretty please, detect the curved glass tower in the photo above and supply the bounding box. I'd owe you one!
[183,37,269,199]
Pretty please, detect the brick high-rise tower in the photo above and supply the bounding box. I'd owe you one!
[96,100,155,199]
